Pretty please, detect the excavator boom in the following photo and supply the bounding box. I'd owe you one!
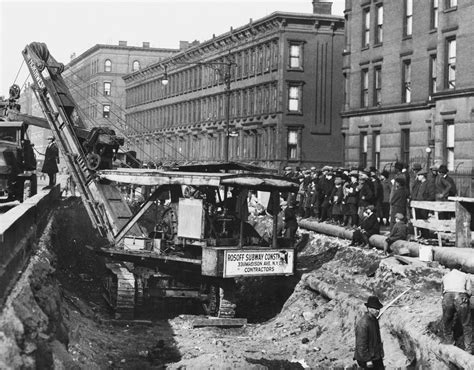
[22,42,142,243]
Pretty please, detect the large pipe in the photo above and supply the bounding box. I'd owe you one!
[304,274,474,368]
[299,220,474,273]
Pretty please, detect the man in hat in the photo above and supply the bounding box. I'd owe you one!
[350,205,380,247]
[354,295,385,369]
[319,166,334,222]
[343,170,360,226]
[389,177,408,230]
[282,199,298,240]
[441,268,472,354]
[379,170,391,226]
[42,135,59,189]
[383,213,408,255]
[436,165,457,200]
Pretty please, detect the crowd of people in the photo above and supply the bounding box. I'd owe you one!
[281,162,458,251]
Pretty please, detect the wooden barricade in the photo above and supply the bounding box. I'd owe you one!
[409,200,456,247]
[448,196,474,248]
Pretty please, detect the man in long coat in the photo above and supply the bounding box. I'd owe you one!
[42,136,59,188]
[354,296,385,369]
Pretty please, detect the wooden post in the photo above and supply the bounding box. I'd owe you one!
[455,201,472,248]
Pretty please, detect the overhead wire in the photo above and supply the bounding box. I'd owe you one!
[63,67,187,163]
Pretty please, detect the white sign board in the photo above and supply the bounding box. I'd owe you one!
[177,198,204,239]
[223,249,294,277]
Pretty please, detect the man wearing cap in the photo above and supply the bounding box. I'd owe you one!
[441,268,472,354]
[343,171,359,226]
[354,296,385,369]
[42,136,59,189]
[383,213,408,255]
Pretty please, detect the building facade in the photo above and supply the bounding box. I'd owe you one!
[342,0,473,194]
[123,5,344,170]
[62,41,179,131]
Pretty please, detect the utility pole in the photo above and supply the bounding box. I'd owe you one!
[223,58,232,163]
[161,54,235,164]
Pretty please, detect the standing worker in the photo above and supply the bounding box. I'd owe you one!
[354,296,385,369]
[441,268,472,354]
[42,136,59,189]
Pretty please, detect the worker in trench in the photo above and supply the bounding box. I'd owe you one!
[441,268,472,354]
[354,295,385,369]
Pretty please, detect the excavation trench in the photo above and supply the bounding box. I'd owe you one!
[0,199,472,368]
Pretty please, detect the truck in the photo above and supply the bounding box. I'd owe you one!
[23,42,299,321]
[0,84,39,202]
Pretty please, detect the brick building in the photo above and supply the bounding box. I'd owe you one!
[123,3,344,170]
[62,41,179,130]
[342,0,474,194]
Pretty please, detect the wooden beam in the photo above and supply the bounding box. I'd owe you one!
[192,317,247,328]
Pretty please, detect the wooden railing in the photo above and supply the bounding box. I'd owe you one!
[410,198,474,248]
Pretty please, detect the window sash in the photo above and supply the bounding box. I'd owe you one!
[288,86,301,112]
[405,0,413,36]
[376,5,383,43]
[363,9,370,46]
[289,44,302,68]
[447,39,456,88]
[446,123,455,147]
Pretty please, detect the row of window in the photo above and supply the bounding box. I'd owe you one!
[359,0,456,49]
[358,120,454,170]
[125,83,280,131]
[352,37,455,108]
[134,126,277,162]
[127,40,304,108]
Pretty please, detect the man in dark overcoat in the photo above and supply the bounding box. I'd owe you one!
[354,296,385,369]
[42,136,59,188]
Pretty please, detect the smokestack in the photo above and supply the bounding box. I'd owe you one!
[313,0,333,15]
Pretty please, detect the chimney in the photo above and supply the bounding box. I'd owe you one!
[179,41,190,50]
[142,42,150,48]
[313,0,332,15]
[118,40,127,46]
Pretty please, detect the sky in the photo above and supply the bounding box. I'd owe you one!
[0,0,345,98]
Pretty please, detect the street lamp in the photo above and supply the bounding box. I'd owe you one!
[160,56,235,163]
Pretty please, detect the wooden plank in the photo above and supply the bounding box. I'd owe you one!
[411,219,456,233]
[456,201,472,248]
[192,317,247,328]
[410,200,456,212]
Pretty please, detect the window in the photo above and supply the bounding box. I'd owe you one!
[373,131,381,169]
[375,5,383,44]
[361,69,369,108]
[360,132,368,168]
[401,129,410,165]
[402,60,411,103]
[104,59,112,72]
[404,0,413,37]
[431,0,438,29]
[429,54,437,95]
[446,0,457,8]
[287,129,298,160]
[132,60,140,72]
[374,66,382,106]
[103,82,111,96]
[444,120,455,170]
[362,8,370,47]
[289,43,303,69]
[103,105,110,118]
[288,84,302,113]
[446,38,456,89]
